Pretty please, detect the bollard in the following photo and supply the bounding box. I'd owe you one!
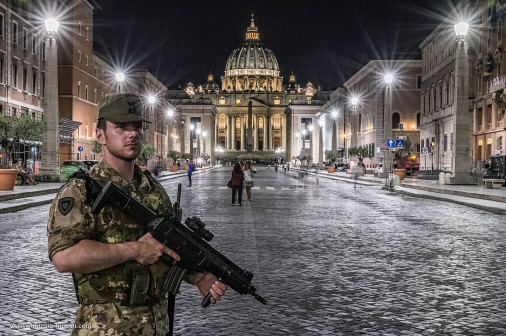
[316,177,319,187]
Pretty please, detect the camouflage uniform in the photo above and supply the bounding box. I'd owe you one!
[48,160,173,335]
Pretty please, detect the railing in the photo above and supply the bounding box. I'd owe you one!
[490,75,506,93]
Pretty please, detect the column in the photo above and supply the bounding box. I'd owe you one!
[240,115,245,150]
[227,115,231,149]
[263,116,267,151]
[282,115,287,149]
[253,115,258,151]
[231,114,236,150]
[269,116,274,150]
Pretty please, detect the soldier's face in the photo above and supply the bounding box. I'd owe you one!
[98,121,143,161]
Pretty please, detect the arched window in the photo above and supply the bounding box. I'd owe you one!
[392,112,400,129]
[416,113,421,129]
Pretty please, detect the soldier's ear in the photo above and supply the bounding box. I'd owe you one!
[96,128,106,146]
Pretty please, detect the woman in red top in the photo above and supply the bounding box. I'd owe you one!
[231,163,244,206]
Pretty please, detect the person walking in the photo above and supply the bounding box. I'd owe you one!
[187,160,195,187]
[351,164,361,189]
[243,162,254,201]
[231,162,244,206]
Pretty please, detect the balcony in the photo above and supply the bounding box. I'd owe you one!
[490,75,506,93]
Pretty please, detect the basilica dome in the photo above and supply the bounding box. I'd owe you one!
[221,16,283,92]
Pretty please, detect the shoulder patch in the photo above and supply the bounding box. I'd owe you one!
[58,197,75,216]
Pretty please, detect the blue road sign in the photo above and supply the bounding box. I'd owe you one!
[395,139,405,149]
[78,146,84,152]
[386,138,396,147]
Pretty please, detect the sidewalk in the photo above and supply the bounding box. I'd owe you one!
[295,168,506,215]
[0,166,217,214]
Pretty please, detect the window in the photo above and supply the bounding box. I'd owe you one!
[0,13,4,36]
[12,22,18,44]
[78,50,81,62]
[77,81,81,97]
[416,113,420,129]
[444,134,448,151]
[427,138,431,153]
[32,34,36,54]
[236,99,241,104]
[85,125,89,139]
[392,112,400,129]
[41,41,46,60]
[86,27,89,40]
[219,98,226,105]
[79,21,82,35]
[0,54,4,83]
[85,55,88,66]
[32,69,37,95]
[358,113,362,132]
[23,28,27,49]
[85,85,89,100]
[94,89,97,103]
[12,63,18,87]
[273,99,281,105]
[22,66,27,91]
[41,72,45,97]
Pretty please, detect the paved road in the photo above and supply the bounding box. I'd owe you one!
[0,166,505,335]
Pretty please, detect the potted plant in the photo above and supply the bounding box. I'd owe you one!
[393,138,413,180]
[138,144,155,171]
[324,149,341,173]
[0,115,43,190]
[167,150,181,172]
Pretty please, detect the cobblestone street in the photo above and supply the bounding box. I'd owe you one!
[1,166,505,335]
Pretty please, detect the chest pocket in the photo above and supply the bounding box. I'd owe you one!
[95,205,145,243]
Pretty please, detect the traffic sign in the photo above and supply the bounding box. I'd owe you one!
[395,139,405,149]
[386,138,396,148]
[78,146,84,152]
[422,147,428,155]
[396,136,406,140]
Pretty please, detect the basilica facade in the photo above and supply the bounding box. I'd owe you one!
[168,16,329,163]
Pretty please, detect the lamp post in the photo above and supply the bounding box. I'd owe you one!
[116,72,125,93]
[431,140,435,175]
[447,21,476,184]
[40,18,60,181]
[308,124,314,163]
[381,74,394,179]
[331,110,338,151]
[202,130,207,158]
[147,95,156,149]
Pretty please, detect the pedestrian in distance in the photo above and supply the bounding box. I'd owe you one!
[187,160,195,187]
[231,162,244,206]
[243,162,254,201]
[47,93,227,336]
[274,162,278,173]
[351,164,361,189]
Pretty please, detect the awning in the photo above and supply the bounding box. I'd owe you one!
[59,118,82,136]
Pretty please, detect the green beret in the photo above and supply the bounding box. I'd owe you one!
[98,93,150,123]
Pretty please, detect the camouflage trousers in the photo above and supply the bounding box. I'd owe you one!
[72,300,169,336]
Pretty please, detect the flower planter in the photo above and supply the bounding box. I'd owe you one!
[0,169,18,190]
[360,167,366,176]
[326,166,335,173]
[393,168,406,180]
[170,165,178,172]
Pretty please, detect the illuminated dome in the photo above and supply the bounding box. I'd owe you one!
[221,15,283,92]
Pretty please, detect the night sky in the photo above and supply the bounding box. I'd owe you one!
[91,0,461,90]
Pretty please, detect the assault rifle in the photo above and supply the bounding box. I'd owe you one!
[91,181,267,307]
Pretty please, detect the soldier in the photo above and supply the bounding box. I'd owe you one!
[47,93,227,335]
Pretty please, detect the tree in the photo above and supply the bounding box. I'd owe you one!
[0,115,43,168]
[324,149,341,166]
[167,150,181,166]
[138,144,155,166]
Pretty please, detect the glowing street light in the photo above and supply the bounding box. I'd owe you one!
[331,110,338,119]
[454,22,469,38]
[44,18,59,34]
[351,97,359,106]
[116,72,125,93]
[384,74,393,86]
[189,124,195,131]
[148,95,156,105]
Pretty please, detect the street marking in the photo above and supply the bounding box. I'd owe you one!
[266,187,275,190]
[282,187,290,190]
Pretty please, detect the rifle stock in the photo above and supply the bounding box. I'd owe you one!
[92,181,267,307]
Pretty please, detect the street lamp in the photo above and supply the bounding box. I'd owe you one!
[382,74,394,179]
[448,20,475,184]
[116,72,125,92]
[40,17,60,180]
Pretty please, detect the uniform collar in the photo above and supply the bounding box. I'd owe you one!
[91,159,152,191]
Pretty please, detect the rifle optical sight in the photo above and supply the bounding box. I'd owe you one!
[185,217,214,242]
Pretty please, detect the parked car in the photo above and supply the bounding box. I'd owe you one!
[60,160,90,181]
[336,163,349,172]
[484,155,506,186]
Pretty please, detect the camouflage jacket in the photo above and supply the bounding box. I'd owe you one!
[47,160,172,335]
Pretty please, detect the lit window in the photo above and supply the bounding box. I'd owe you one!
[236,99,241,104]
[274,99,281,105]
[219,99,226,105]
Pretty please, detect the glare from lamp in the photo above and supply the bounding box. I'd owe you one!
[45,18,59,33]
[455,22,469,37]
